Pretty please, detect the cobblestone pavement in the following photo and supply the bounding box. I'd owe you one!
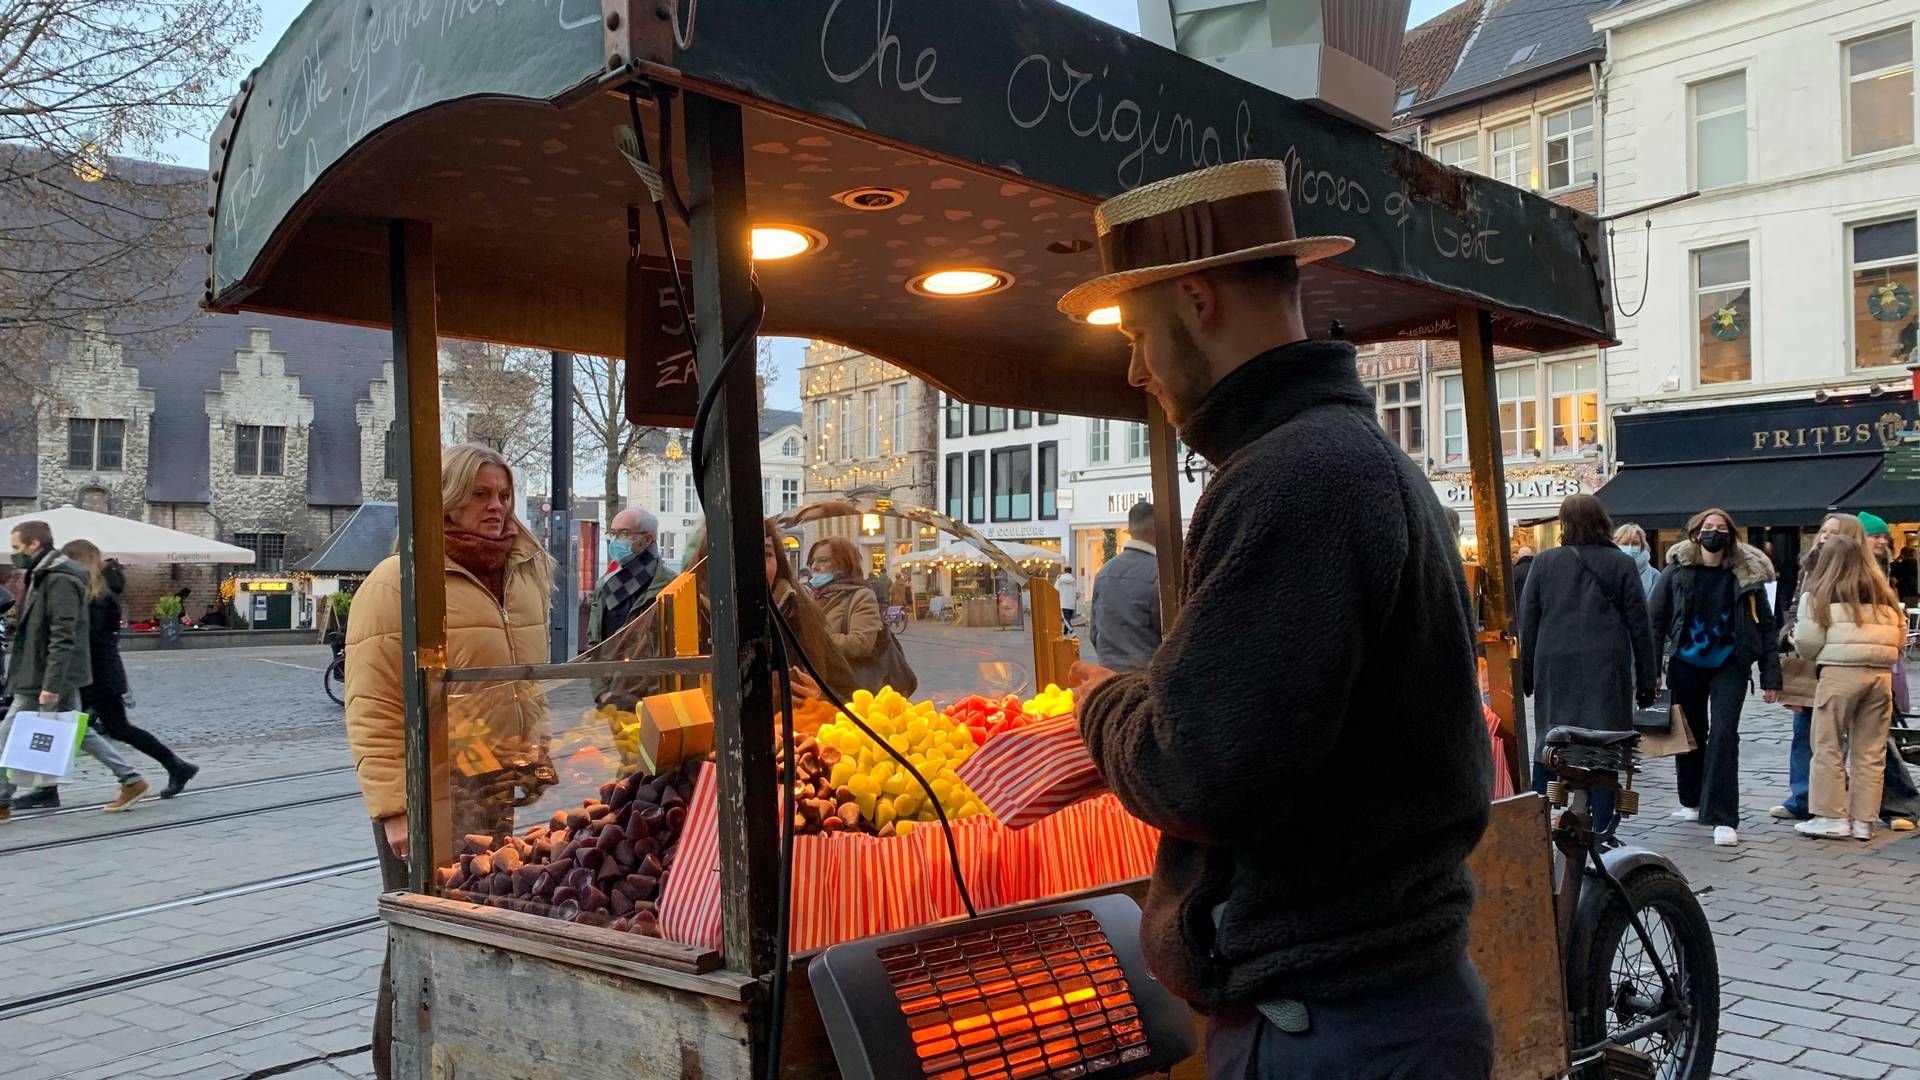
[4,637,1919,1078]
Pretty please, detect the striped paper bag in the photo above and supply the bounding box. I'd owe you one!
[657,761,721,949]
[787,833,839,953]
[955,715,1107,827]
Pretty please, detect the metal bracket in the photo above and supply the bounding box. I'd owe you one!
[603,0,678,73]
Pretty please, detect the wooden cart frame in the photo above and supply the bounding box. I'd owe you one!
[205,2,1613,1075]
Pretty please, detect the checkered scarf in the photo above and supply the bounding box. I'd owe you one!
[598,546,659,626]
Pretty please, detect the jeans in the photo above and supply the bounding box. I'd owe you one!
[0,692,141,801]
[1667,658,1748,828]
[1204,951,1493,1079]
[1533,761,1616,835]
[1782,707,1812,818]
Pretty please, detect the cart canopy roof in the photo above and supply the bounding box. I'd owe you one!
[206,0,1612,421]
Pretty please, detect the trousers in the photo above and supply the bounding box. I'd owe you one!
[372,819,409,1080]
[1667,658,1748,827]
[1810,666,1892,823]
[0,692,139,801]
[81,686,186,774]
[1204,951,1493,1080]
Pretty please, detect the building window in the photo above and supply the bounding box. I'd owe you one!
[1489,121,1531,189]
[1089,419,1111,465]
[1013,410,1032,429]
[862,389,879,458]
[967,406,1010,435]
[1544,104,1594,191]
[383,423,398,479]
[234,424,285,476]
[837,396,853,460]
[944,396,963,439]
[234,532,287,571]
[812,400,830,460]
[1497,367,1539,460]
[1848,27,1914,157]
[966,450,985,523]
[1548,358,1600,456]
[1376,379,1422,456]
[1441,377,1465,467]
[685,472,697,513]
[1691,71,1747,190]
[781,436,799,458]
[66,418,124,471]
[1695,241,1753,384]
[1037,412,1059,426]
[762,477,771,509]
[657,469,677,513]
[1850,216,1919,368]
[1038,441,1059,520]
[945,453,964,519]
[990,446,1033,522]
[890,383,907,450]
[780,478,800,512]
[1125,423,1148,462]
[1433,133,1478,173]
[660,531,678,563]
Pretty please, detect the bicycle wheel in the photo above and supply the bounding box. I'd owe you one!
[325,658,347,705]
[1565,867,1718,1080]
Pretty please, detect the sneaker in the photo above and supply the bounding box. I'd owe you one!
[1794,817,1851,839]
[103,779,149,814]
[160,762,200,799]
[1890,817,1917,832]
[1768,805,1804,820]
[1671,807,1700,821]
[1853,820,1874,842]
[10,787,59,810]
[1713,826,1740,846]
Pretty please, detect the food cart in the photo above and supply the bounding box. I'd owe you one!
[201,1,1686,1076]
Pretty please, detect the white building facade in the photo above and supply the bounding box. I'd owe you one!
[935,397,1071,555]
[1057,415,1207,586]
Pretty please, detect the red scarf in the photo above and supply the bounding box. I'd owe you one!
[445,525,515,604]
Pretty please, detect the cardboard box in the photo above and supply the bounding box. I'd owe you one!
[639,687,714,772]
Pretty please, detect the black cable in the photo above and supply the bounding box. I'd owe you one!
[764,617,798,1080]
[654,87,694,223]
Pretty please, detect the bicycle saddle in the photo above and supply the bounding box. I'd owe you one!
[1543,726,1641,749]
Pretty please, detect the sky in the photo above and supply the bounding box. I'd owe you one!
[168,0,1462,411]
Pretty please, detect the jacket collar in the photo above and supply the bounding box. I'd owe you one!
[1665,539,1776,591]
[1179,339,1369,466]
[1122,539,1158,556]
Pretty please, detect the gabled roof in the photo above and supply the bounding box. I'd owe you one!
[1393,0,1486,124]
[292,501,398,573]
[760,408,802,439]
[1415,0,1619,115]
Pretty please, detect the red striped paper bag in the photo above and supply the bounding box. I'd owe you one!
[955,715,1107,827]
[657,761,720,949]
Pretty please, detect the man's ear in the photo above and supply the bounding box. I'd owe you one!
[1172,274,1218,331]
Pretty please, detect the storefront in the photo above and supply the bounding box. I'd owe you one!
[1435,463,1607,558]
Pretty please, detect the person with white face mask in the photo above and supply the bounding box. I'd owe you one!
[586,506,670,654]
[1613,523,1659,598]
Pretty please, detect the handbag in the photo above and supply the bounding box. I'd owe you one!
[1636,700,1699,759]
[851,624,919,698]
[1778,656,1819,710]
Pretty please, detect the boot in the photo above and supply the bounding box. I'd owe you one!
[161,761,200,799]
[10,787,59,810]
[103,778,149,813]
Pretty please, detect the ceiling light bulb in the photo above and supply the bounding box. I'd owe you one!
[751,226,820,260]
[918,270,1003,296]
[1084,306,1121,326]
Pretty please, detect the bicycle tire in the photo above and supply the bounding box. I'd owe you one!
[324,658,346,706]
[1565,866,1718,1080]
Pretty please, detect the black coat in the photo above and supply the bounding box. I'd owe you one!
[1518,545,1658,758]
[1511,555,1535,612]
[85,564,129,697]
[1079,340,1490,1008]
[1651,540,1781,690]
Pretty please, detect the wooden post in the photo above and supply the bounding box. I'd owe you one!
[389,220,450,892]
[1457,306,1528,794]
[684,93,780,990]
[1144,398,1186,627]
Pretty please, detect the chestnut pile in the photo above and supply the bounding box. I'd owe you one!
[438,759,701,936]
[776,733,907,838]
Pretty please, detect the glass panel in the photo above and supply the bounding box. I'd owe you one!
[1856,218,1918,263]
[1851,66,1915,155]
[967,450,985,522]
[1013,410,1032,428]
[235,425,259,475]
[1695,113,1746,188]
[657,470,675,513]
[1039,442,1058,519]
[1850,27,1912,76]
[384,425,399,479]
[67,418,93,469]
[1407,405,1423,455]
[945,454,964,519]
[1697,243,1750,289]
[97,419,124,469]
[262,426,285,475]
[1010,447,1032,520]
[1694,71,1745,114]
[1853,258,1919,367]
[1698,286,1753,383]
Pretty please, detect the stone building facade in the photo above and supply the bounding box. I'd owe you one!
[204,329,320,570]
[356,362,400,505]
[797,342,939,573]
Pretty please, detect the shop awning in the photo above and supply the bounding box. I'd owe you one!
[1595,455,1882,529]
[0,504,257,564]
[1834,461,1920,522]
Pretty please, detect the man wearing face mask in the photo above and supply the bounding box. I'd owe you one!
[1650,507,1780,847]
[586,507,671,655]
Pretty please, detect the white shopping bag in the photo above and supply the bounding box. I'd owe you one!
[2,711,90,782]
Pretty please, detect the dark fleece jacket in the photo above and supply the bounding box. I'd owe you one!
[1079,339,1491,1008]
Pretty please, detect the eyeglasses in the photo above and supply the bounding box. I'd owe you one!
[611,529,650,541]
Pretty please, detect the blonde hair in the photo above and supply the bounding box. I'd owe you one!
[1804,534,1900,629]
[1612,523,1647,549]
[59,538,108,600]
[440,442,556,581]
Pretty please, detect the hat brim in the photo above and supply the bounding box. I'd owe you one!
[1055,235,1355,317]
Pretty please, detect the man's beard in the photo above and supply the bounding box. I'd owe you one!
[1156,318,1215,430]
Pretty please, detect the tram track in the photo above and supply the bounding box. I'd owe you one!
[0,858,380,945]
[7,764,357,821]
[0,789,363,857]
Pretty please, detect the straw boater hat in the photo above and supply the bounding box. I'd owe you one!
[1056,159,1353,317]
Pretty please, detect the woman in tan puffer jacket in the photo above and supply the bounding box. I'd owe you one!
[1793,533,1904,841]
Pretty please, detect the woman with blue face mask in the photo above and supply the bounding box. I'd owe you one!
[1613,523,1659,598]
[806,536,884,679]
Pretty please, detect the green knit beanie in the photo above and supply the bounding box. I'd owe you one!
[1859,511,1891,536]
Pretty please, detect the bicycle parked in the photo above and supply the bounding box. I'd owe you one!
[324,630,347,706]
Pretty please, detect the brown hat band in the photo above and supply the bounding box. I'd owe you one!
[1096,188,1300,276]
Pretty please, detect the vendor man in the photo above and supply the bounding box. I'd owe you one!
[1062,161,1494,1078]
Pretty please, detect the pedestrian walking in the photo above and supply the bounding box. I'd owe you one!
[0,520,149,820]
[890,568,913,614]
[60,541,199,798]
[1773,513,1864,823]
[1088,500,1162,673]
[1613,523,1659,597]
[1792,534,1904,841]
[1061,160,1492,1078]
[344,443,556,1080]
[1650,507,1781,847]
[1055,566,1078,634]
[807,537,888,686]
[586,506,671,652]
[1518,496,1659,833]
[1857,513,1920,830]
[1511,545,1536,608]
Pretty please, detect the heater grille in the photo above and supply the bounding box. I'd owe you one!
[808,894,1193,1080]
